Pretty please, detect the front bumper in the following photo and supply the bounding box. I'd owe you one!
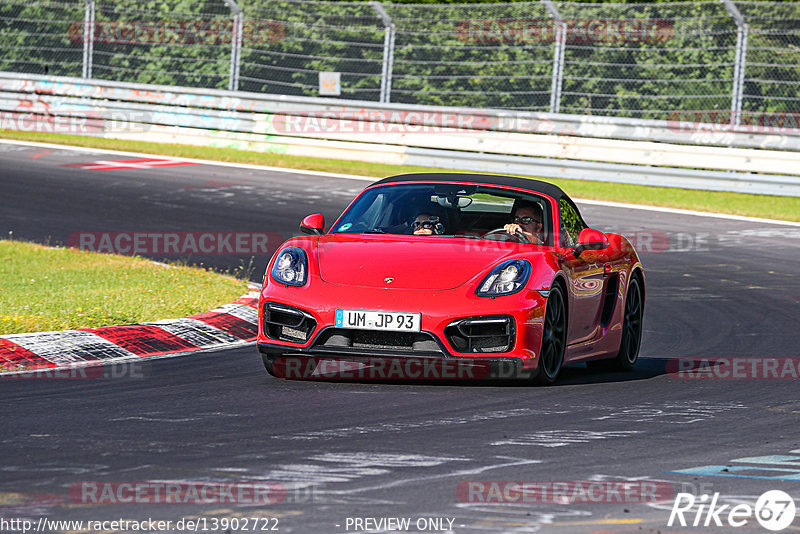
[257,347,534,381]
[256,278,546,379]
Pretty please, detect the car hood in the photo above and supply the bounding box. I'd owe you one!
[315,234,538,290]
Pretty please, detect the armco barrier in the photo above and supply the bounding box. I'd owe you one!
[2,72,800,196]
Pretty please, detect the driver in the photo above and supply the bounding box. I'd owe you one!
[504,201,543,244]
[412,213,445,235]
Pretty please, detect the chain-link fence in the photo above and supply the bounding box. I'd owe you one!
[1,0,799,122]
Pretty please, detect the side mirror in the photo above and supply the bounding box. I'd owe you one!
[573,228,608,257]
[300,213,325,235]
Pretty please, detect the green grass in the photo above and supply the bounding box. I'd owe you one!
[2,129,799,222]
[0,240,249,335]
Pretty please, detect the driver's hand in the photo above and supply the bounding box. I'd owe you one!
[504,224,542,244]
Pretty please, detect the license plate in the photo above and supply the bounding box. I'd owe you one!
[335,309,421,332]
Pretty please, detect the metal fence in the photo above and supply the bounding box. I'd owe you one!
[1,0,799,123]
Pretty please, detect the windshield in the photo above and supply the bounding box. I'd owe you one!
[330,183,553,246]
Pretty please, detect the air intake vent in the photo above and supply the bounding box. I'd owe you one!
[600,274,619,327]
[263,303,316,343]
[445,315,515,353]
[314,329,443,354]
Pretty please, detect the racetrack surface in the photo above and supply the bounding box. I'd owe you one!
[1,141,799,533]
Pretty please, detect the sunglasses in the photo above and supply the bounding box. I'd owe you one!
[413,220,438,229]
[514,216,541,225]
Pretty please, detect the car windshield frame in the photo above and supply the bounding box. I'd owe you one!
[329,182,555,247]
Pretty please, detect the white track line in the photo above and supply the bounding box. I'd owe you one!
[0,138,376,182]
[574,199,800,227]
[2,138,798,227]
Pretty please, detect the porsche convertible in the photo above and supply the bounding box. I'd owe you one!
[257,173,644,384]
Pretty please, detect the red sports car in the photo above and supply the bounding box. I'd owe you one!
[257,173,644,384]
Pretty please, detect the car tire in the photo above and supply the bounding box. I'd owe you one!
[588,275,643,373]
[534,284,567,385]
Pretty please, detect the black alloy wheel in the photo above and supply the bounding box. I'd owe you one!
[535,284,567,385]
[588,275,643,373]
[616,276,643,370]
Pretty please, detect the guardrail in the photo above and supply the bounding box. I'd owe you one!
[2,72,799,197]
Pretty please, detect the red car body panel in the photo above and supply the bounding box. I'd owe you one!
[257,174,645,380]
[317,235,550,290]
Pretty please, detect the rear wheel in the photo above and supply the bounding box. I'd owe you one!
[588,275,643,372]
[535,284,567,385]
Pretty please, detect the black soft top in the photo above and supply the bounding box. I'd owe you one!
[372,173,567,202]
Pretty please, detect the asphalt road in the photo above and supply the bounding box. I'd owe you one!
[1,141,799,533]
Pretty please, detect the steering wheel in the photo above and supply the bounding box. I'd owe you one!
[482,228,533,244]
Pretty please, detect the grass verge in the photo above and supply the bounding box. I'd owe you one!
[2,130,799,222]
[0,240,248,335]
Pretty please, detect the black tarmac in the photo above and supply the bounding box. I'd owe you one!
[1,141,799,533]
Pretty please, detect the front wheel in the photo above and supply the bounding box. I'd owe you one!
[535,284,567,385]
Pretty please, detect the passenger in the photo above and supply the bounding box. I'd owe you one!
[504,201,544,244]
[412,213,445,235]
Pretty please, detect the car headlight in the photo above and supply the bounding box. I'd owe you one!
[476,259,531,297]
[271,247,307,287]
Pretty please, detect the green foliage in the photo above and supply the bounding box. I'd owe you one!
[0,239,247,335]
[0,1,85,76]
[1,0,798,118]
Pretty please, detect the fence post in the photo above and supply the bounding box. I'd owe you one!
[542,0,565,114]
[223,0,243,92]
[370,1,395,103]
[721,0,747,127]
[82,0,95,79]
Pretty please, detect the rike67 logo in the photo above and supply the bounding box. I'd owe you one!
[668,490,796,531]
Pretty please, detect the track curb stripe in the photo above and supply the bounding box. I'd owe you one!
[0,292,260,375]
[78,325,201,356]
[0,338,56,370]
[189,311,258,340]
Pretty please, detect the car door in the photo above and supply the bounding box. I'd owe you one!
[557,198,608,345]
